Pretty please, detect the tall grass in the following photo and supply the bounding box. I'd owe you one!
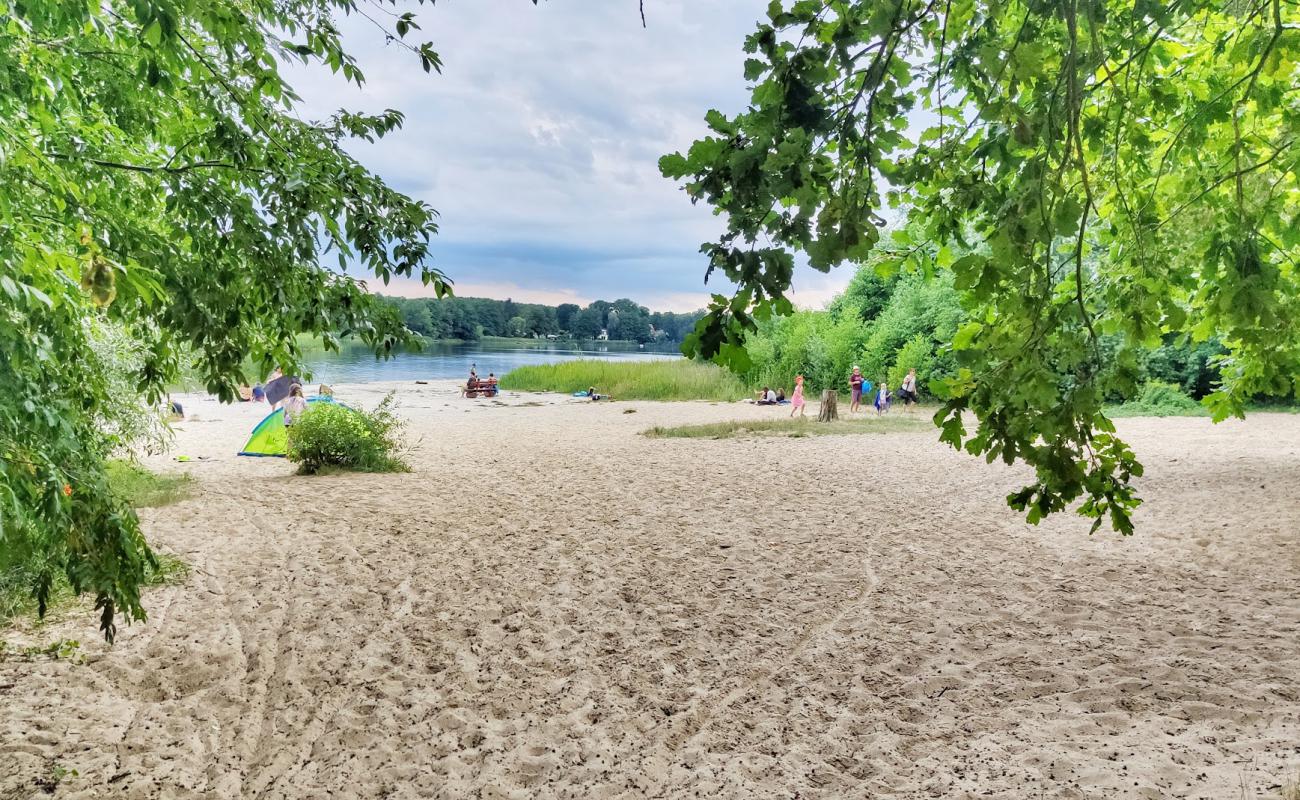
[644,416,928,439]
[500,359,750,401]
[103,460,195,507]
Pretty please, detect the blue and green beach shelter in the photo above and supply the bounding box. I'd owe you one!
[238,396,336,457]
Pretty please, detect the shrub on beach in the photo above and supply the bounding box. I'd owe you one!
[286,394,410,474]
[1110,381,1205,417]
[500,359,749,401]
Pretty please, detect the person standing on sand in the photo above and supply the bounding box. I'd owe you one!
[874,380,890,415]
[849,366,865,413]
[283,384,308,427]
[899,368,919,411]
[790,375,806,418]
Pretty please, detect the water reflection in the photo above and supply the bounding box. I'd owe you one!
[301,339,682,384]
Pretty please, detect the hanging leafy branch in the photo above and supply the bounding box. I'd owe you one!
[663,0,1300,534]
[0,0,457,638]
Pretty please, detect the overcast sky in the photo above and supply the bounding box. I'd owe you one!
[286,0,852,312]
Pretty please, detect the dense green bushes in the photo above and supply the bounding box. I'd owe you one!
[742,270,964,398]
[1110,381,1206,417]
[742,261,1241,413]
[286,396,410,474]
[1142,337,1225,399]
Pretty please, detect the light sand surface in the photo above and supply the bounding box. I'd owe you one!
[2,381,1298,799]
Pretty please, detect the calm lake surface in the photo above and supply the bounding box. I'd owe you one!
[301,338,682,384]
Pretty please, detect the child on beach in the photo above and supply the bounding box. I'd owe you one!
[790,375,806,418]
[874,380,890,415]
[283,384,308,427]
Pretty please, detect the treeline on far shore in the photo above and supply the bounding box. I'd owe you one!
[381,295,705,345]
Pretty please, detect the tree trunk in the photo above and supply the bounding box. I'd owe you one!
[818,389,838,422]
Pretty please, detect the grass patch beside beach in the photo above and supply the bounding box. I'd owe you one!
[645,415,929,440]
[501,359,749,401]
[2,462,192,629]
[104,459,196,507]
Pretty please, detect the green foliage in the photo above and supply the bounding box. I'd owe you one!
[664,0,1300,533]
[86,320,171,455]
[1110,381,1207,418]
[740,265,962,398]
[827,268,899,323]
[644,415,926,439]
[500,360,750,401]
[3,462,189,630]
[855,273,964,389]
[383,295,703,344]
[1,0,452,635]
[1143,337,1227,399]
[286,395,410,475]
[888,335,934,392]
[0,638,82,663]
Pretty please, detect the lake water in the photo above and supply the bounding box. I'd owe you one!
[301,339,682,384]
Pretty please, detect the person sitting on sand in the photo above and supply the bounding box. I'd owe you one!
[283,384,308,427]
[790,375,806,418]
[776,387,787,403]
[586,386,606,401]
[756,386,777,406]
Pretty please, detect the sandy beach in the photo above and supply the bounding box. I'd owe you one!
[2,381,1297,799]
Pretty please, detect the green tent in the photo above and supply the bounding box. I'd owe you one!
[238,397,335,457]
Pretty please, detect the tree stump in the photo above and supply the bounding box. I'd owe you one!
[818,389,838,422]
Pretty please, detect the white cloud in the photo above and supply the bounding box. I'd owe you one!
[283,2,855,312]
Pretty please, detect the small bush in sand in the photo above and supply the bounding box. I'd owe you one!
[644,416,926,440]
[286,394,410,475]
[500,359,749,401]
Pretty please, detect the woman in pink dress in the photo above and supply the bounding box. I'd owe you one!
[789,375,806,418]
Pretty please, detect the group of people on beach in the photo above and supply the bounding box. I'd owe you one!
[848,365,918,415]
[462,363,500,397]
[758,366,918,418]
